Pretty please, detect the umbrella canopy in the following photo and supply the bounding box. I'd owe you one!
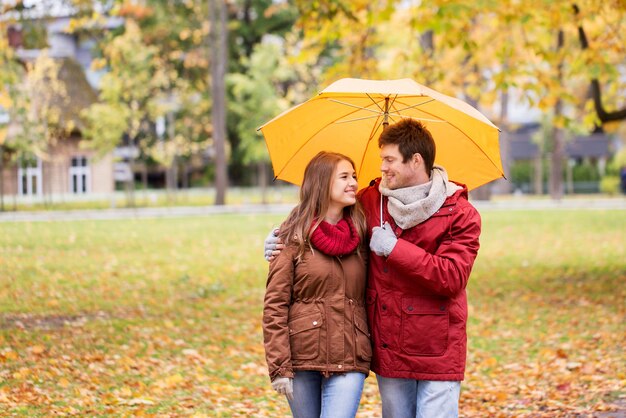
[259,78,504,191]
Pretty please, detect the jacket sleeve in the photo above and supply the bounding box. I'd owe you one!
[262,245,296,381]
[387,203,481,297]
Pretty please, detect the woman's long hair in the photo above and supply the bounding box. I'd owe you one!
[279,151,367,259]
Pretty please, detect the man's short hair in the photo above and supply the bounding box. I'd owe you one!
[378,119,436,173]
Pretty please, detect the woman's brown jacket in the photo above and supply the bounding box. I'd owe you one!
[263,244,371,380]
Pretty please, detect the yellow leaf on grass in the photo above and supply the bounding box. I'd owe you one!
[31,345,46,355]
[495,391,508,401]
[119,386,133,398]
[483,357,498,368]
[126,398,154,406]
[0,350,18,361]
[166,373,184,386]
[58,378,70,388]
[155,374,184,389]
[13,368,30,379]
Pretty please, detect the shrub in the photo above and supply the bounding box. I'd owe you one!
[599,175,619,195]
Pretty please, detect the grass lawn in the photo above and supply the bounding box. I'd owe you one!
[2,186,300,212]
[0,210,624,417]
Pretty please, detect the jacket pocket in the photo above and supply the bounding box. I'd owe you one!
[400,296,448,356]
[289,311,323,360]
[354,309,372,362]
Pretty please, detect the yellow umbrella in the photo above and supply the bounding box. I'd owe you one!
[259,78,504,191]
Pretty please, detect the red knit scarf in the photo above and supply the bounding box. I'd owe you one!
[309,217,360,256]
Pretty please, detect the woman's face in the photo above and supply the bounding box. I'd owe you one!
[329,159,358,209]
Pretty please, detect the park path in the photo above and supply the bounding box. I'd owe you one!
[0,198,625,222]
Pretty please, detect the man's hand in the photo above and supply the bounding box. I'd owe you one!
[369,222,398,257]
[271,376,294,400]
[264,228,284,261]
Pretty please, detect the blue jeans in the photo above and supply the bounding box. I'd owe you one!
[288,371,366,418]
[376,375,461,418]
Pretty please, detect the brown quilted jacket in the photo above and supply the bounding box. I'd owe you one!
[263,244,371,380]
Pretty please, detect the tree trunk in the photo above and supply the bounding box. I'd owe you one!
[166,110,178,202]
[0,146,4,211]
[498,84,512,194]
[182,162,190,189]
[209,0,228,205]
[550,30,565,200]
[533,154,543,195]
[566,159,574,194]
[142,163,148,191]
[43,158,50,208]
[550,130,565,200]
[126,141,136,208]
[419,30,436,85]
[465,85,492,201]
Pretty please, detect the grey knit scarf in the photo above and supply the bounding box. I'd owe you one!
[379,165,462,229]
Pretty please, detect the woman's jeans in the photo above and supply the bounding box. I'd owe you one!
[288,371,366,418]
[376,375,461,418]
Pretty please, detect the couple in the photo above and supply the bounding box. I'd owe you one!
[262,119,481,418]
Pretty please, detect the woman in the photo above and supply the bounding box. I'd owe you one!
[263,151,371,418]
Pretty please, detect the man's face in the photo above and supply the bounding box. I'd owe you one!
[380,144,422,190]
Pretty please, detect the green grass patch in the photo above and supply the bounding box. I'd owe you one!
[0,210,624,416]
[3,186,299,212]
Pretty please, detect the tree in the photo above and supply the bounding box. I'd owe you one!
[573,4,626,126]
[0,28,25,210]
[228,42,296,202]
[0,51,68,207]
[81,19,168,206]
[209,0,228,205]
[223,0,299,186]
[117,0,213,197]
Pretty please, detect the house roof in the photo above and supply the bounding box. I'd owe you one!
[51,57,98,133]
[507,124,611,160]
[566,134,610,158]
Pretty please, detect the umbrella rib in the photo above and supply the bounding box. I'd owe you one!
[357,115,386,180]
[391,100,504,179]
[272,98,384,181]
[335,114,385,124]
[366,93,387,113]
[392,98,436,113]
[389,114,447,123]
[328,99,383,114]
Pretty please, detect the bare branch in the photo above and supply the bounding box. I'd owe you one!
[573,4,626,124]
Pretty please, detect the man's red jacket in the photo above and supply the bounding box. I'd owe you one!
[358,178,481,381]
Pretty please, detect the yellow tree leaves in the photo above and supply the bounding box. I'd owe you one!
[295,0,625,130]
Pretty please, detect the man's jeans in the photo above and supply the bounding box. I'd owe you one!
[288,371,366,418]
[377,375,461,418]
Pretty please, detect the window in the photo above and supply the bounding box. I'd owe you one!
[18,158,43,196]
[0,104,9,125]
[69,156,90,194]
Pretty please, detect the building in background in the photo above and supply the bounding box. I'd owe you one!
[0,16,121,201]
[502,123,612,194]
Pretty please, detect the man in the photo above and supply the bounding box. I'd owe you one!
[265,119,481,417]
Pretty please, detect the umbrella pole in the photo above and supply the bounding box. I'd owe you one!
[383,97,389,129]
[380,96,389,227]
